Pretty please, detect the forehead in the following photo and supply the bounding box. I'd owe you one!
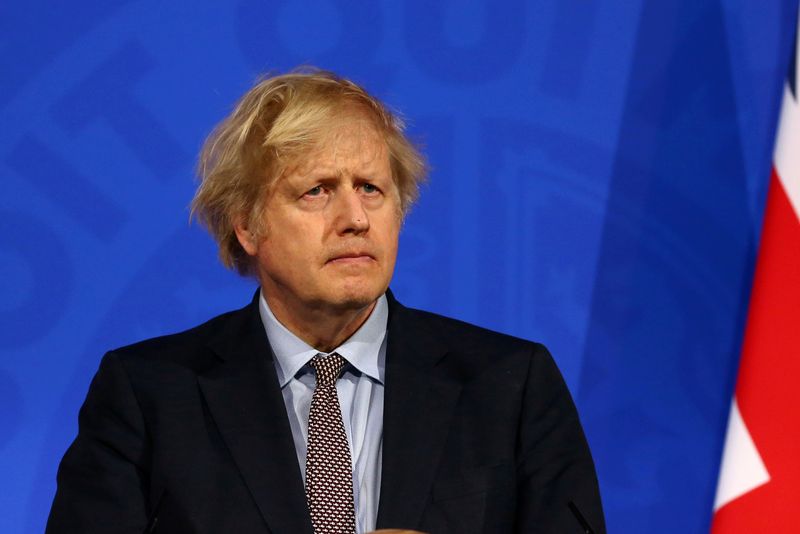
[300,112,388,168]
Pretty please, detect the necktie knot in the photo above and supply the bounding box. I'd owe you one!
[310,353,346,388]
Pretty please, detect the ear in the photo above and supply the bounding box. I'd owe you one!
[234,220,259,256]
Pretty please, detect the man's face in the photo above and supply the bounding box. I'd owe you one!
[236,113,401,316]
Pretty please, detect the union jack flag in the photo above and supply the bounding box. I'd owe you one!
[711,11,800,532]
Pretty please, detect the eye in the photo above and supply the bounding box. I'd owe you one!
[305,185,323,197]
[361,183,380,194]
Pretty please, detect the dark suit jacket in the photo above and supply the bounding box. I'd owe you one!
[47,291,605,533]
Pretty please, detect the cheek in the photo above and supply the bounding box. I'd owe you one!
[264,236,305,265]
[378,219,401,261]
[263,218,322,263]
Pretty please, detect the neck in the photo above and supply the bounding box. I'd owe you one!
[262,291,378,353]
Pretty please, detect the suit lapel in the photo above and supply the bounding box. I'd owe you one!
[376,296,463,529]
[198,295,313,534]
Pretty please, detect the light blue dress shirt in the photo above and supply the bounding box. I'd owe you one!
[259,292,387,534]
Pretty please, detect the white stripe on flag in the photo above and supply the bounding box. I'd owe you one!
[713,398,770,511]
[773,18,800,220]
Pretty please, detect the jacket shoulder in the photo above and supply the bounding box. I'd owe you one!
[398,304,545,356]
[108,302,251,370]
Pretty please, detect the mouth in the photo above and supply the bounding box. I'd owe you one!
[326,252,376,265]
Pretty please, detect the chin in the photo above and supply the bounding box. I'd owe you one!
[328,282,385,310]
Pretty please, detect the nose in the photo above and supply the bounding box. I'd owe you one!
[333,188,369,235]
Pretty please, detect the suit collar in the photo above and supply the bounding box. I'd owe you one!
[376,291,463,529]
[199,291,314,534]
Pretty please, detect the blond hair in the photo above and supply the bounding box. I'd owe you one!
[191,68,427,275]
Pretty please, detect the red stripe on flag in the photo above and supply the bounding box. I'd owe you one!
[712,169,800,531]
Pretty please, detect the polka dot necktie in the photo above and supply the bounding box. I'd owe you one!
[305,354,356,534]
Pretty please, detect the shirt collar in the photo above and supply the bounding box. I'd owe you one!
[259,291,388,388]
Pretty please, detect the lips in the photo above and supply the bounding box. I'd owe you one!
[326,251,375,264]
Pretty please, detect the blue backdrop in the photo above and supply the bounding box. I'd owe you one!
[2,1,798,532]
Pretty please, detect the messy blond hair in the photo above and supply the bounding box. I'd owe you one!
[191,67,427,275]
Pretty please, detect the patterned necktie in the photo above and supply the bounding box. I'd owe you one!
[305,353,356,534]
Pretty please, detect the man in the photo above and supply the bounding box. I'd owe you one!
[47,69,605,533]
